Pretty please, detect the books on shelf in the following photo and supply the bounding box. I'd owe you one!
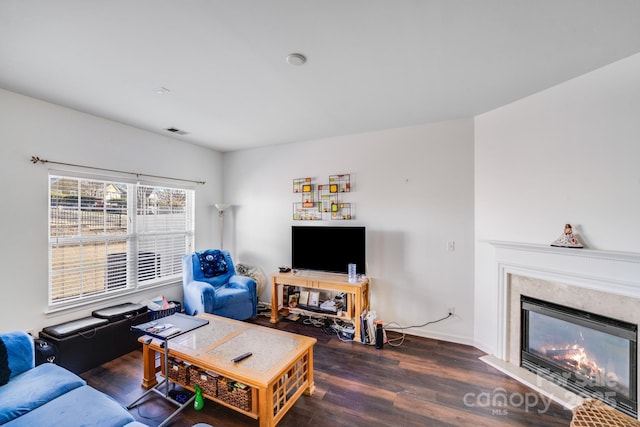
[360,309,380,345]
[360,309,368,343]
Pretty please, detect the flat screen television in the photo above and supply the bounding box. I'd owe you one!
[291,226,366,275]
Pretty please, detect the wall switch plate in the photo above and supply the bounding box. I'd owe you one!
[447,240,455,251]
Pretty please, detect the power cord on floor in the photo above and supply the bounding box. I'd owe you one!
[332,328,359,343]
[259,306,452,348]
[322,319,361,343]
[302,315,326,328]
[383,313,453,347]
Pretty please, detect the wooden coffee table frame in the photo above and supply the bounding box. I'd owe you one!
[138,313,316,427]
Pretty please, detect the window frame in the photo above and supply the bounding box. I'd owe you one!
[48,172,195,309]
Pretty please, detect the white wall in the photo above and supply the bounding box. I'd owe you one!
[223,119,475,344]
[0,88,223,333]
[474,53,640,355]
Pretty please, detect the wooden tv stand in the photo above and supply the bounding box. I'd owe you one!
[270,270,370,342]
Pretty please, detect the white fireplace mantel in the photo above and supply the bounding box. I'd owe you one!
[489,240,640,360]
[484,240,640,413]
[489,240,640,266]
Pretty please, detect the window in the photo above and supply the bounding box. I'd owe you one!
[49,174,194,306]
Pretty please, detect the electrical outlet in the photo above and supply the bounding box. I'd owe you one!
[447,240,455,252]
[448,307,455,316]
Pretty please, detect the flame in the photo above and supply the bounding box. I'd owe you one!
[568,344,589,370]
[544,343,602,380]
[535,334,628,395]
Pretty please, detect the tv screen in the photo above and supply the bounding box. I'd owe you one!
[291,226,366,275]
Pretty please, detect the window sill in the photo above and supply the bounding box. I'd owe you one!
[44,279,181,316]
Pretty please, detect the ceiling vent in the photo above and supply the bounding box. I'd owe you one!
[165,127,189,135]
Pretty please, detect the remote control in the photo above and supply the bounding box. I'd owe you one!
[231,352,253,363]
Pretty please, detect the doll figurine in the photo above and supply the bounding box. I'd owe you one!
[551,224,583,248]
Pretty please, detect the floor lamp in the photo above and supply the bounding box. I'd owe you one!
[214,203,230,249]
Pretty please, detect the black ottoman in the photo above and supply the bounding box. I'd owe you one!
[39,303,151,374]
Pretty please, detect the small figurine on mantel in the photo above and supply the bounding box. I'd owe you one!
[550,223,584,248]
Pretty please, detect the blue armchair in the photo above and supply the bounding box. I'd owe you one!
[182,250,257,320]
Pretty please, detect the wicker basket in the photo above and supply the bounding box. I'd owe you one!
[151,301,182,320]
[571,399,640,427]
[217,377,252,411]
[167,357,189,385]
[189,367,218,397]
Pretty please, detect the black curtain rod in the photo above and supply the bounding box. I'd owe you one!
[30,155,206,185]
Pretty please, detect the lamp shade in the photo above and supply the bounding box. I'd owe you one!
[214,203,230,212]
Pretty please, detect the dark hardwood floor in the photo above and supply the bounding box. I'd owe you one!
[81,313,573,427]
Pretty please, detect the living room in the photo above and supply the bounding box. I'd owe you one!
[1,2,640,425]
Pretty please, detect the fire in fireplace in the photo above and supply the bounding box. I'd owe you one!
[521,296,638,418]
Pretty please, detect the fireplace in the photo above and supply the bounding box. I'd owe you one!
[480,241,640,419]
[521,295,638,417]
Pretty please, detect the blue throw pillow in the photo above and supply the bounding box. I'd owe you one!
[0,337,9,385]
[198,250,228,278]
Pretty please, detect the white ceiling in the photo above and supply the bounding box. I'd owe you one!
[2,1,640,152]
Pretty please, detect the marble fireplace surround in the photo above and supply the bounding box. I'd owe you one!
[482,241,640,415]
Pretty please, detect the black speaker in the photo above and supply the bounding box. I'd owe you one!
[375,323,384,349]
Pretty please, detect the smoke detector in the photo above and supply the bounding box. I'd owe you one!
[285,53,307,66]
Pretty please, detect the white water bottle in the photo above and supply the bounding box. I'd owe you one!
[348,263,357,283]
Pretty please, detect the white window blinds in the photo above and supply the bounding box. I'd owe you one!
[49,174,194,306]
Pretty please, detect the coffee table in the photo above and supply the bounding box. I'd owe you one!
[137,313,316,427]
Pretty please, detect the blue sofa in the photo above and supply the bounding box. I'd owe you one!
[0,331,147,427]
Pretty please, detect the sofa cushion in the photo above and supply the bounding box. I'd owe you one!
[3,331,34,379]
[5,385,135,427]
[0,363,85,424]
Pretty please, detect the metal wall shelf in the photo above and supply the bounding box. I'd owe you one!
[292,174,353,220]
